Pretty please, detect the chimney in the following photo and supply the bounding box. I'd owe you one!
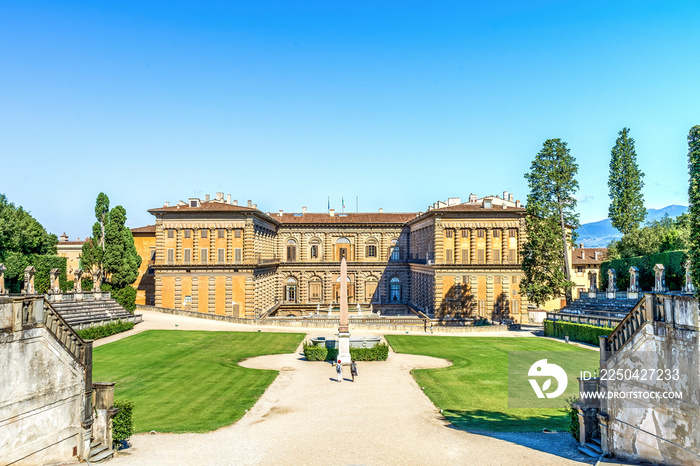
[379,208,384,213]
[253,204,257,209]
[278,210,283,217]
[247,200,252,207]
[595,252,600,260]
[515,200,521,208]
[579,243,584,248]
[226,194,231,204]
[233,199,238,206]
[60,233,69,242]
[302,206,307,214]
[503,191,509,200]
[469,193,477,203]
[581,251,586,260]
[329,209,335,217]
[216,192,223,201]
[509,193,514,202]
[205,194,210,202]
[164,201,170,207]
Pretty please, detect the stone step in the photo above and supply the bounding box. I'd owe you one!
[90,448,114,463]
[590,436,601,446]
[89,442,108,458]
[577,444,602,458]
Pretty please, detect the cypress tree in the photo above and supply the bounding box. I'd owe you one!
[608,128,646,235]
[688,125,700,296]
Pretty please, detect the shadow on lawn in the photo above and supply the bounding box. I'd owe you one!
[441,409,592,463]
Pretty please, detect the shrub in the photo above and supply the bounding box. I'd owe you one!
[101,282,137,312]
[112,400,134,449]
[1,252,68,293]
[567,397,580,441]
[543,319,614,345]
[302,341,389,361]
[600,250,687,291]
[76,320,134,340]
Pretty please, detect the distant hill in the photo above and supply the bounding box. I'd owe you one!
[576,205,688,248]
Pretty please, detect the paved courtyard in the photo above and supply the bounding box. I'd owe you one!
[104,311,595,465]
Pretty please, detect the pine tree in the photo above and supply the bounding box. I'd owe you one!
[608,128,646,235]
[81,193,109,276]
[521,139,580,305]
[688,125,700,297]
[103,205,141,288]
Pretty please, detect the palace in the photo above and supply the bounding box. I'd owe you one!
[135,191,534,322]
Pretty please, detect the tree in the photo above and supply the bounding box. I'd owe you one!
[81,193,110,277]
[0,193,57,259]
[608,128,646,235]
[521,139,580,305]
[607,214,691,259]
[688,125,700,297]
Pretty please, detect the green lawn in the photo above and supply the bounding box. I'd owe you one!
[385,335,599,432]
[92,330,304,433]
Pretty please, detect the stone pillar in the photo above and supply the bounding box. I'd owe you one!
[606,269,616,298]
[93,270,102,292]
[653,264,668,292]
[683,260,695,294]
[574,377,601,444]
[22,266,36,294]
[0,263,6,294]
[628,267,640,292]
[74,270,83,293]
[92,382,118,452]
[49,268,60,294]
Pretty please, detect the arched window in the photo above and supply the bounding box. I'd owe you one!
[365,277,378,303]
[286,239,297,262]
[286,277,297,302]
[390,277,401,302]
[389,239,400,261]
[333,275,353,302]
[308,277,322,302]
[309,238,321,260]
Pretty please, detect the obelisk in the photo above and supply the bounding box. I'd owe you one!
[337,257,352,365]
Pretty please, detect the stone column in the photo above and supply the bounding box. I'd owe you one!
[683,260,695,294]
[49,268,60,294]
[92,382,118,452]
[22,266,36,294]
[653,264,668,292]
[0,263,6,294]
[628,266,640,299]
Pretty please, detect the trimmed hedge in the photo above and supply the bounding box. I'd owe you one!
[112,400,134,449]
[568,397,580,441]
[601,250,687,291]
[543,319,614,345]
[76,320,134,340]
[303,342,389,361]
[1,252,69,293]
[100,282,137,312]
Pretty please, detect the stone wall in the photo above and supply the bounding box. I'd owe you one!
[0,296,91,465]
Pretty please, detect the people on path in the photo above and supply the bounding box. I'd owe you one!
[350,360,358,382]
[335,359,342,382]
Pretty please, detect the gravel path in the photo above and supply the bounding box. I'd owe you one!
[101,311,595,465]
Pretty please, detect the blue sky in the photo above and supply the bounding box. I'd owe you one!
[1,1,698,239]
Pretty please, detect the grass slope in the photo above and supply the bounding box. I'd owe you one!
[92,330,304,433]
[385,336,598,432]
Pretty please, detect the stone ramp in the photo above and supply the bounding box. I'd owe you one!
[51,298,140,329]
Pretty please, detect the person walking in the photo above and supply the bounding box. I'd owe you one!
[335,359,342,382]
[350,360,358,382]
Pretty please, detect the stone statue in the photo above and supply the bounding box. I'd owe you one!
[92,270,102,292]
[49,268,60,294]
[628,267,640,292]
[588,271,597,293]
[22,266,36,294]
[357,302,362,315]
[683,260,695,294]
[607,269,617,292]
[0,263,6,294]
[653,264,668,292]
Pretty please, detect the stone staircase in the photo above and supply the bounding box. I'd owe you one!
[559,297,638,318]
[89,439,113,463]
[578,436,603,458]
[50,299,140,330]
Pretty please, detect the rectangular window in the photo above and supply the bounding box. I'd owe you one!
[462,275,470,286]
[511,300,520,314]
[495,276,501,285]
[462,229,469,238]
[287,245,297,262]
[478,300,486,315]
[509,228,517,238]
[201,229,208,239]
[234,248,242,263]
[310,283,321,300]
[217,248,225,262]
[184,229,191,238]
[167,229,174,238]
[493,251,501,264]
[201,249,208,263]
[461,249,468,263]
[445,249,453,263]
[477,249,485,264]
[234,229,242,238]
[445,229,453,238]
[493,229,501,238]
[477,229,485,238]
[184,248,191,262]
[218,229,225,238]
[310,245,318,259]
[167,249,174,262]
[366,245,377,257]
[150,248,156,260]
[391,247,400,261]
[508,249,516,263]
